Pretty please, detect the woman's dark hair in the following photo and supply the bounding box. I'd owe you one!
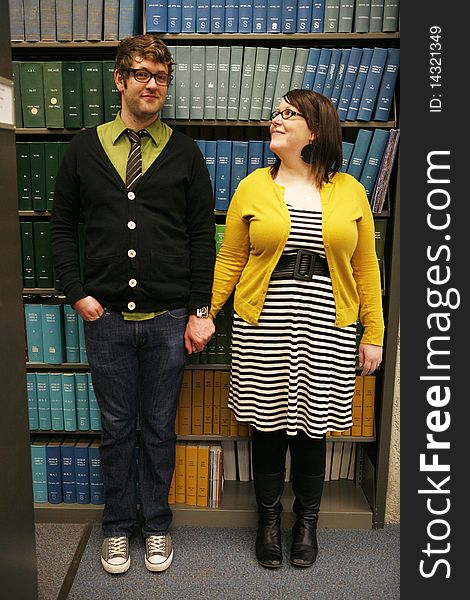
[115,34,174,81]
[270,89,343,188]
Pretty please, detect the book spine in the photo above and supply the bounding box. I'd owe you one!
[40,0,56,41]
[312,48,332,93]
[323,0,340,32]
[102,61,121,122]
[62,373,78,431]
[330,49,350,107]
[89,442,104,504]
[62,62,84,129]
[75,443,91,503]
[175,443,186,503]
[359,128,390,197]
[382,0,399,32]
[203,372,214,434]
[369,0,385,33]
[281,0,297,34]
[25,303,44,363]
[338,0,354,33]
[182,0,197,32]
[196,0,210,32]
[357,47,389,121]
[239,0,253,33]
[267,0,281,33]
[216,47,230,120]
[9,0,25,42]
[63,304,80,363]
[72,0,87,41]
[190,46,205,120]
[75,373,91,431]
[81,62,104,129]
[214,140,232,211]
[336,47,363,121]
[88,373,102,431]
[20,62,46,128]
[161,46,176,120]
[44,142,60,213]
[174,46,190,120]
[311,0,325,32]
[230,141,248,199]
[36,372,52,430]
[354,0,371,33]
[87,0,104,40]
[168,1,182,32]
[372,48,400,122]
[301,48,321,90]
[29,143,46,212]
[289,47,309,90]
[41,303,65,364]
[61,442,77,503]
[12,61,23,128]
[49,373,65,431]
[347,128,373,180]
[46,443,63,503]
[204,46,218,120]
[346,48,374,121]
[103,0,120,40]
[261,47,281,120]
[227,46,243,121]
[56,0,73,41]
[146,1,168,32]
[322,48,342,98]
[20,221,36,287]
[119,0,140,39]
[185,443,198,505]
[27,373,39,430]
[247,140,263,174]
[253,0,267,32]
[196,444,210,506]
[31,441,48,502]
[238,47,256,120]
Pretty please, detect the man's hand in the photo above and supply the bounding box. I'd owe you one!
[73,296,104,321]
[184,315,215,354]
[358,343,383,376]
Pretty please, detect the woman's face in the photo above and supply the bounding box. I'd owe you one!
[269,99,314,160]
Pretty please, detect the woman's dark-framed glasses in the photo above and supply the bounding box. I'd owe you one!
[123,68,173,86]
[270,108,305,121]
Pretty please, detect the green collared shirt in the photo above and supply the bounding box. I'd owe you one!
[97,113,173,321]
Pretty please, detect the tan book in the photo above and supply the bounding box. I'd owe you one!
[238,421,249,437]
[175,442,186,504]
[178,370,192,435]
[168,469,176,505]
[331,430,343,437]
[185,443,199,506]
[220,371,231,436]
[229,411,239,436]
[351,376,364,437]
[191,370,204,435]
[362,375,376,437]
[196,443,210,507]
[326,430,331,437]
[342,427,352,436]
[203,370,214,434]
[212,370,221,434]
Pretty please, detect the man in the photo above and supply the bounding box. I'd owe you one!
[50,35,215,574]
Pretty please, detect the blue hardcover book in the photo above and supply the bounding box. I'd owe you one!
[182,0,197,31]
[27,373,39,430]
[63,304,80,363]
[253,0,266,32]
[196,139,206,157]
[311,1,325,32]
[330,49,350,108]
[341,141,354,172]
[36,373,52,431]
[322,47,342,99]
[9,0,25,41]
[347,128,373,180]
[239,0,253,32]
[230,141,249,199]
[46,439,63,504]
[210,0,225,32]
[337,47,362,121]
[302,48,321,90]
[168,0,182,32]
[346,48,374,121]
[196,0,210,32]
[225,0,239,32]
[312,48,332,93]
[281,0,296,33]
[31,439,48,503]
[119,0,141,39]
[267,0,281,33]
[72,0,87,41]
[60,439,77,503]
[77,314,87,363]
[75,438,91,504]
[204,141,217,193]
[248,140,263,174]
[89,439,105,504]
[146,1,168,32]
[41,304,65,364]
[215,141,233,211]
[359,128,390,198]
[372,48,400,122]
[357,47,388,121]
[24,0,41,42]
[25,303,44,363]
[49,373,65,431]
[62,373,77,431]
[88,373,102,431]
[263,141,276,167]
[297,1,312,33]
[75,373,90,431]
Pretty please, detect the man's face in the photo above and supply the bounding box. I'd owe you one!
[115,56,170,121]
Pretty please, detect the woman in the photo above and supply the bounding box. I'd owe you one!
[209,89,384,568]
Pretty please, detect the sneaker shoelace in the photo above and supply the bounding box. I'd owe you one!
[108,536,127,558]
[147,535,166,556]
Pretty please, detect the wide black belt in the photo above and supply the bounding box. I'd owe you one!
[271,249,329,280]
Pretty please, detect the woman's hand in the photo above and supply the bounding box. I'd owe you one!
[358,343,383,375]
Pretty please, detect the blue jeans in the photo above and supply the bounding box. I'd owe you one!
[84,308,188,537]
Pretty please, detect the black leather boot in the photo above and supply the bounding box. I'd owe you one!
[290,472,324,567]
[253,470,285,568]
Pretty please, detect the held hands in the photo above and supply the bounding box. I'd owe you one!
[358,343,383,376]
[184,315,215,354]
[73,296,104,321]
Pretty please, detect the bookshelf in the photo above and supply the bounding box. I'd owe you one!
[10,2,400,531]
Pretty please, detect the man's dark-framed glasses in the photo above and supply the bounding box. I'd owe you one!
[123,68,173,86]
[270,108,305,121]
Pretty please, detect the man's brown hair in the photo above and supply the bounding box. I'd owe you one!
[115,34,174,80]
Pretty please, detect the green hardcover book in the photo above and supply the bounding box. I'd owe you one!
[102,61,121,122]
[20,62,46,128]
[206,332,217,365]
[249,47,269,121]
[81,61,104,128]
[238,46,256,121]
[215,223,225,253]
[354,0,371,33]
[62,62,83,128]
[215,308,228,364]
[175,46,190,120]
[12,61,23,128]
[43,61,64,128]
[289,48,309,90]
[45,142,60,212]
[369,0,385,33]
[382,0,399,32]
[20,221,36,287]
[33,221,53,287]
[227,46,243,121]
[29,142,47,212]
[16,142,32,210]
[216,46,231,120]
[324,0,340,32]
[190,46,205,120]
[374,217,387,263]
[204,46,218,120]
[338,1,355,33]
[261,48,281,121]
[272,47,296,110]
[161,45,176,120]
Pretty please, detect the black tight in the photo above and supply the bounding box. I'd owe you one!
[251,428,326,477]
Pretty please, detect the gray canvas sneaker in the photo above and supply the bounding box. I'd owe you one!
[101,536,130,574]
[144,533,174,572]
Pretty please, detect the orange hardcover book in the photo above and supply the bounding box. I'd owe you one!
[178,370,192,435]
[175,442,186,504]
[196,443,210,507]
[212,370,221,434]
[229,411,239,436]
[185,443,199,506]
[351,376,364,437]
[203,370,214,435]
[220,371,231,436]
[191,370,204,435]
[168,469,176,505]
[362,375,376,437]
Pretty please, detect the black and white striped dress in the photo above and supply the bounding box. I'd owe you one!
[229,206,357,439]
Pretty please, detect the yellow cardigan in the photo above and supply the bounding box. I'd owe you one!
[209,167,384,346]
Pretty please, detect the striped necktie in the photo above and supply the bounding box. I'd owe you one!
[125,129,147,190]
